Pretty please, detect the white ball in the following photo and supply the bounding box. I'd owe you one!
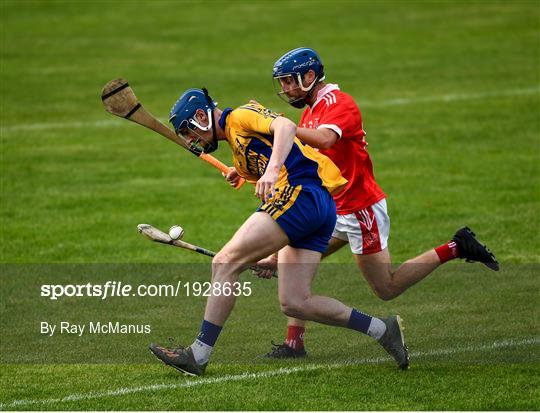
[168,225,184,240]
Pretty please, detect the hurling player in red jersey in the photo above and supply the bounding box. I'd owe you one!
[246,47,499,358]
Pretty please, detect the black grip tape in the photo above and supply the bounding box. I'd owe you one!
[101,82,129,100]
[125,103,141,119]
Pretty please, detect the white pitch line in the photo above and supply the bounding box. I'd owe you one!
[0,118,121,132]
[0,337,538,410]
[361,86,540,108]
[1,86,538,133]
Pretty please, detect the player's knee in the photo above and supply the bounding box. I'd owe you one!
[371,283,400,301]
[280,303,304,319]
[211,251,242,282]
[212,250,232,266]
[212,248,245,266]
[279,298,307,319]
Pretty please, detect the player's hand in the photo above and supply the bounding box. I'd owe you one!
[256,167,279,203]
[222,167,242,187]
[251,254,278,279]
[249,99,261,105]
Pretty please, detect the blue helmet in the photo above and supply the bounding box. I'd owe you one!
[273,47,325,81]
[272,47,325,108]
[169,88,218,154]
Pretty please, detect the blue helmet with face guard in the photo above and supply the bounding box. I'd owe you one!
[273,47,325,80]
[273,47,325,108]
[169,88,219,154]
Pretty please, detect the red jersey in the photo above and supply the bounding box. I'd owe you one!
[299,84,385,214]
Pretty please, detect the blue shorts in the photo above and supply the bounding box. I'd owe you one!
[258,184,336,253]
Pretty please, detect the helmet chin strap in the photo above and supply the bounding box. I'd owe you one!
[202,119,218,154]
[289,76,319,108]
[289,97,306,109]
[202,87,218,154]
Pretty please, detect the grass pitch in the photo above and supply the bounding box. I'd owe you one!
[1,0,539,410]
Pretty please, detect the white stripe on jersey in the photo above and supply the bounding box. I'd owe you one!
[322,92,337,107]
[317,124,342,138]
[311,83,341,110]
[323,95,330,106]
[328,92,336,104]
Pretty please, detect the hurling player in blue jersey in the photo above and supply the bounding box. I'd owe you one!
[148,88,410,375]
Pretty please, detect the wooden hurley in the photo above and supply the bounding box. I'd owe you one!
[101,78,244,189]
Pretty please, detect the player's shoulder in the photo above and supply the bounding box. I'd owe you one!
[233,102,280,119]
[228,103,261,126]
[318,88,359,111]
[334,89,357,103]
[331,90,359,108]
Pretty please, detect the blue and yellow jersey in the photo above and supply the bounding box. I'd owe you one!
[221,103,347,195]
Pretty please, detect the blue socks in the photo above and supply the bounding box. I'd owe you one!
[190,320,222,365]
[347,309,386,340]
[197,320,222,347]
[347,308,373,333]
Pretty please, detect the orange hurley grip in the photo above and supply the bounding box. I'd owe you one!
[199,153,246,189]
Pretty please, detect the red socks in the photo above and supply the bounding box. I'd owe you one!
[435,240,460,263]
[284,325,305,350]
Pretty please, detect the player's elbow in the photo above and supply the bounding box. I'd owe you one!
[318,130,339,149]
[318,138,335,150]
[274,116,297,137]
[282,120,297,138]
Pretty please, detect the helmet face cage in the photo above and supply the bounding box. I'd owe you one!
[169,88,218,154]
[175,108,216,155]
[272,47,325,108]
[273,74,304,106]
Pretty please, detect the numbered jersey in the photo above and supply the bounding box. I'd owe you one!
[221,102,347,195]
[299,84,385,214]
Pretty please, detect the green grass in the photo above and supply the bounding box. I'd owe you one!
[1,0,539,410]
[1,364,537,410]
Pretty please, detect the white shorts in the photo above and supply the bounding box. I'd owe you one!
[332,198,390,255]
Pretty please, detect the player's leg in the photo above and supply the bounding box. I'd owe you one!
[323,236,349,258]
[266,236,348,358]
[349,199,499,300]
[277,246,350,325]
[203,212,289,325]
[277,245,409,369]
[355,247,441,301]
[150,211,289,375]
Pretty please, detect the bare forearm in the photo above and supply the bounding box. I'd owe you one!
[268,118,297,172]
[297,127,338,149]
